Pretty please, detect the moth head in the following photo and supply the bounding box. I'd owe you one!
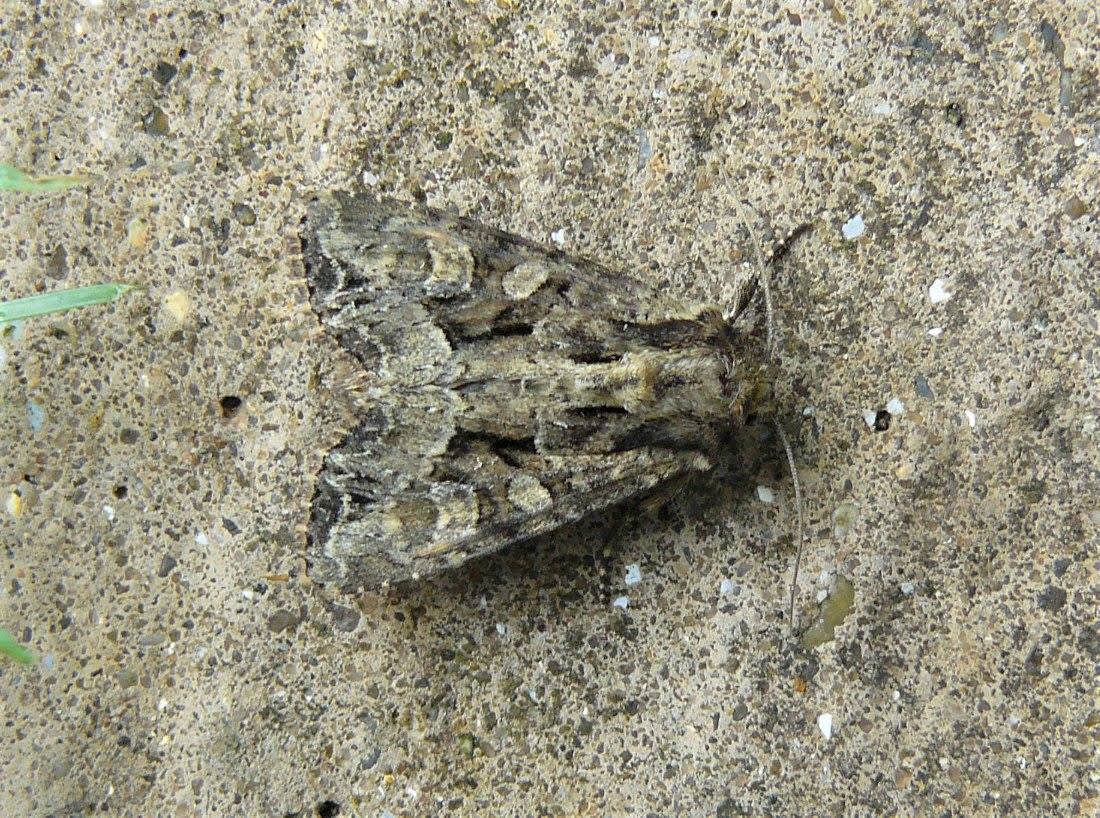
[726,359,775,428]
[713,310,776,428]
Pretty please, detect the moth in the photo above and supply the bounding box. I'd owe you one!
[302,192,779,590]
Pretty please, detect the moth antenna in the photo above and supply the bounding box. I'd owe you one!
[731,199,776,358]
[774,420,805,631]
[733,200,812,631]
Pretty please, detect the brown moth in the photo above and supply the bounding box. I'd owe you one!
[301,192,774,590]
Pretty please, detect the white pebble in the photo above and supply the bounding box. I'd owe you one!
[361,170,380,186]
[612,595,629,609]
[841,213,865,240]
[886,397,905,415]
[719,578,734,596]
[26,401,45,432]
[636,129,653,169]
[928,278,952,304]
[550,228,566,247]
[927,327,943,337]
[900,581,915,595]
[163,291,192,323]
[102,505,115,522]
[495,622,506,636]
[862,410,878,429]
[624,563,642,586]
[817,712,833,740]
[756,485,776,504]
[194,531,209,546]
[965,410,977,428]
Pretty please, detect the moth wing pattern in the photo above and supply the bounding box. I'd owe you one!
[302,192,766,589]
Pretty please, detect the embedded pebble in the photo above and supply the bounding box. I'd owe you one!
[232,203,256,226]
[266,609,302,633]
[142,106,170,137]
[127,217,150,250]
[928,278,952,304]
[636,129,653,169]
[156,555,177,577]
[26,402,45,432]
[802,576,856,649]
[832,503,858,537]
[841,213,866,240]
[326,602,360,632]
[162,291,192,323]
[152,60,177,85]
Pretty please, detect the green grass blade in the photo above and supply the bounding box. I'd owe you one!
[0,627,34,665]
[0,283,137,324]
[0,164,88,193]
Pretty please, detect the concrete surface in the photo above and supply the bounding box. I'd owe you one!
[0,1,1096,815]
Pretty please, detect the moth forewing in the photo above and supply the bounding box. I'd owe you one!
[302,192,768,590]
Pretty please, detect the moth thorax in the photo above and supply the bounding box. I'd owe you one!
[608,350,731,420]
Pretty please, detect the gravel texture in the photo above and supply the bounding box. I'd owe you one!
[0,2,1096,816]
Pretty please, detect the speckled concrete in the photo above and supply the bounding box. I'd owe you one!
[1,2,1096,816]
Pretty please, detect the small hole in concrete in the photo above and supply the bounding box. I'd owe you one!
[317,801,340,818]
[873,409,891,432]
[113,485,128,499]
[219,395,243,419]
